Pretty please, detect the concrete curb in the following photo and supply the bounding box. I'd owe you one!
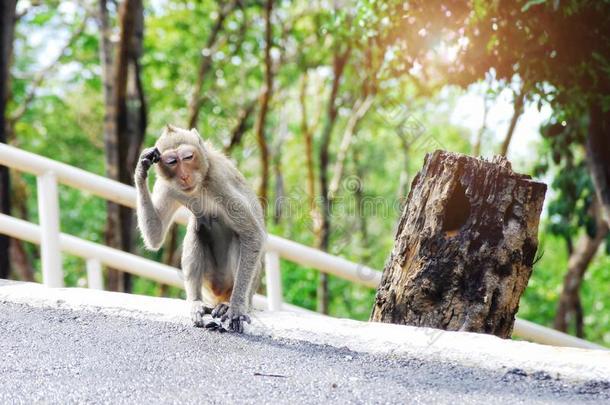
[1,280,609,382]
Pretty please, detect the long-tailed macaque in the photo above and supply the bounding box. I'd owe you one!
[134,125,265,333]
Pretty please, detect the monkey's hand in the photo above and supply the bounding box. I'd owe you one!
[135,147,161,181]
[190,300,213,328]
[211,303,251,333]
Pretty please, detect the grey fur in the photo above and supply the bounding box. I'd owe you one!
[134,126,266,332]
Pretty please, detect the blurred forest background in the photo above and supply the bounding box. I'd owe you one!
[0,0,608,346]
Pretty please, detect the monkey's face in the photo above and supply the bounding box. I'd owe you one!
[157,144,204,195]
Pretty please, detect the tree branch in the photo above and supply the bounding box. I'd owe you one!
[554,196,609,335]
[187,1,238,129]
[499,82,526,157]
[224,99,257,154]
[328,94,374,199]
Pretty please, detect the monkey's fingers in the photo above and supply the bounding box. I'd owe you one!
[151,147,161,163]
[191,302,212,328]
[204,319,221,330]
[142,147,161,164]
[228,315,251,333]
[192,313,205,328]
[211,303,229,319]
[204,320,228,333]
[139,159,152,172]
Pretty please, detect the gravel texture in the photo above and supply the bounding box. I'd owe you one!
[0,302,609,404]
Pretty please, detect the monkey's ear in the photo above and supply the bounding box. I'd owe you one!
[164,124,177,134]
[190,128,207,149]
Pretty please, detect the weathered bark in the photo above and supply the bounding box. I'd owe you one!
[499,85,526,157]
[254,0,274,212]
[554,198,608,336]
[587,102,610,227]
[371,151,547,338]
[317,48,350,314]
[0,0,18,279]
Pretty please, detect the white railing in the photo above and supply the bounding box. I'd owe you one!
[0,143,605,351]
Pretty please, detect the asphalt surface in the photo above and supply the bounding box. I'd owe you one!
[0,302,609,404]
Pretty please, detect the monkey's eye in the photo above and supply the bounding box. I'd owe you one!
[165,158,177,165]
[182,154,194,161]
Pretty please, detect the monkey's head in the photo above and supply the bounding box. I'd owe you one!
[154,125,209,195]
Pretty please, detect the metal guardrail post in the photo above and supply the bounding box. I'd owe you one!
[265,251,283,311]
[36,171,63,287]
[86,258,104,290]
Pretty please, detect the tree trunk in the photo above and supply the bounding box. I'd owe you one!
[99,0,118,290]
[317,48,350,314]
[118,0,146,292]
[554,198,608,336]
[371,151,547,338]
[499,85,525,157]
[100,0,146,292]
[254,0,274,213]
[473,91,490,157]
[587,101,610,227]
[272,109,288,225]
[300,72,321,237]
[0,0,18,279]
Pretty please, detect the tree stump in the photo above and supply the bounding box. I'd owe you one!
[370,150,547,338]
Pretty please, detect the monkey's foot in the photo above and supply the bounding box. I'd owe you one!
[190,301,213,328]
[211,304,251,333]
[210,303,229,319]
[202,319,226,332]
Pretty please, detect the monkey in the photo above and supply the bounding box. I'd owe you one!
[134,125,266,333]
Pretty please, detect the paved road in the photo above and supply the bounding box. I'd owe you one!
[0,302,608,404]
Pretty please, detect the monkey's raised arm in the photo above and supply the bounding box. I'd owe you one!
[135,149,180,251]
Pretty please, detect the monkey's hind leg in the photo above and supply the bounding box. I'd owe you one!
[210,234,253,333]
[182,222,214,328]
